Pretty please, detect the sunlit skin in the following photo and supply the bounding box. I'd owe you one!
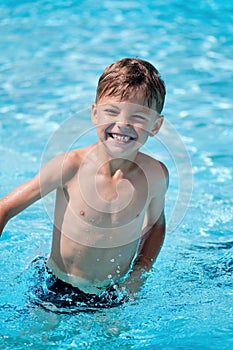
[0,93,168,296]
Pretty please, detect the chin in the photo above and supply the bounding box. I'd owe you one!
[104,142,140,159]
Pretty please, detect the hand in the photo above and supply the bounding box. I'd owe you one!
[119,267,148,298]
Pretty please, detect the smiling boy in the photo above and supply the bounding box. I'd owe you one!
[0,58,168,308]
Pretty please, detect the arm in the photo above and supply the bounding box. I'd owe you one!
[134,209,166,271]
[0,176,42,236]
[121,162,169,295]
[0,151,78,237]
[122,210,165,296]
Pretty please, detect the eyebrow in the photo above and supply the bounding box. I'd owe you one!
[99,102,158,116]
[101,103,149,113]
[103,103,121,110]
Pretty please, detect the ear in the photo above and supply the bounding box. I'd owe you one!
[150,115,164,136]
[91,102,98,125]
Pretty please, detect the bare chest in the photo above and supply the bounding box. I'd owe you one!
[67,171,149,227]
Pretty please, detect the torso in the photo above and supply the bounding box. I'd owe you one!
[48,145,161,287]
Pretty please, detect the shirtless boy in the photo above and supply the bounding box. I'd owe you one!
[0,58,168,308]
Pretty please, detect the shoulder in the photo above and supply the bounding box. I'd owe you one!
[61,145,99,174]
[62,149,81,169]
[138,152,169,179]
[137,152,169,194]
[41,147,89,184]
[61,145,93,170]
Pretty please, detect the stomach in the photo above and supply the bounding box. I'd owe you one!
[50,231,139,283]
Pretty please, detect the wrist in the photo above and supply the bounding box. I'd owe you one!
[134,254,153,271]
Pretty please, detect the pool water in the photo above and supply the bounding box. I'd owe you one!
[0,0,233,349]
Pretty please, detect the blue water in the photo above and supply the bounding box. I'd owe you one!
[0,0,233,349]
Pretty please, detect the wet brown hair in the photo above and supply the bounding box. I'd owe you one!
[95,58,166,113]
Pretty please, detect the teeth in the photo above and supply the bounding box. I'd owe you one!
[111,133,130,142]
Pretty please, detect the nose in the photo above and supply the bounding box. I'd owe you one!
[116,113,130,127]
[116,122,131,134]
[116,121,130,127]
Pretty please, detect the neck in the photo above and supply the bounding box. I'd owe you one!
[108,158,136,176]
[93,142,138,176]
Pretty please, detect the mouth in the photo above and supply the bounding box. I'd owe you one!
[107,132,136,143]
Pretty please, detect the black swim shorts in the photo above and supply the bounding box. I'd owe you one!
[28,256,129,313]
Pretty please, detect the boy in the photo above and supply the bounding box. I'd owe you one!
[0,58,168,308]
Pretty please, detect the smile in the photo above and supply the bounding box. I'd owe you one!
[108,132,136,143]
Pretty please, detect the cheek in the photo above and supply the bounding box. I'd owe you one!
[96,111,114,124]
[134,127,150,144]
[96,125,105,136]
[96,124,110,141]
[134,122,150,134]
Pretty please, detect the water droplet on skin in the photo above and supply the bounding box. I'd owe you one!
[110,258,115,262]
[116,270,120,274]
[96,258,100,262]
[107,274,112,279]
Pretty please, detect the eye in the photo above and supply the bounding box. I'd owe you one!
[132,115,146,121]
[104,109,118,115]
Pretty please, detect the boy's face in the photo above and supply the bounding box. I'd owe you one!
[92,93,163,158]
